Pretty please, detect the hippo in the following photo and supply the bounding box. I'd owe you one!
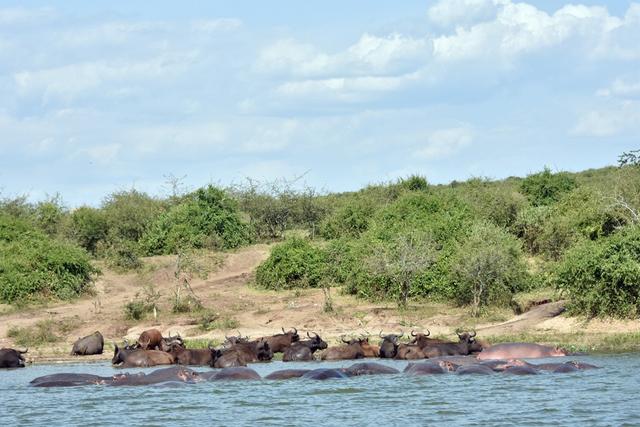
[30,373,111,387]
[265,369,311,380]
[109,367,202,386]
[480,359,530,372]
[503,365,539,375]
[477,343,567,360]
[551,363,580,374]
[344,362,400,376]
[206,367,261,381]
[301,368,349,380]
[456,364,494,375]
[404,361,457,375]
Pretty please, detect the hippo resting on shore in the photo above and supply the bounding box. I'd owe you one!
[477,343,567,360]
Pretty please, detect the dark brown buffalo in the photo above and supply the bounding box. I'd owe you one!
[321,337,367,360]
[395,344,427,360]
[408,330,449,348]
[209,339,273,368]
[282,332,328,362]
[112,343,175,368]
[379,331,403,359]
[223,332,250,348]
[169,344,214,366]
[159,333,184,352]
[137,329,163,350]
[259,328,300,353]
[422,331,480,357]
[0,348,27,368]
[70,331,104,356]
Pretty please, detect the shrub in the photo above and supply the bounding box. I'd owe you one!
[520,167,577,206]
[102,189,164,243]
[456,178,527,229]
[0,214,98,303]
[319,198,375,239]
[398,175,429,192]
[449,221,530,315]
[555,227,640,318]
[256,237,326,289]
[66,206,108,255]
[141,185,251,255]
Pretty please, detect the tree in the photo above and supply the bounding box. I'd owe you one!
[450,222,529,316]
[365,232,438,308]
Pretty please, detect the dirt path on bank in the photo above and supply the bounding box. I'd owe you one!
[1,244,639,362]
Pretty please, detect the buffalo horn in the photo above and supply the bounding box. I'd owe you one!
[379,330,384,338]
[291,327,297,335]
[19,348,28,354]
[341,335,351,344]
[425,329,431,337]
[411,330,417,337]
[470,330,477,338]
[282,327,286,334]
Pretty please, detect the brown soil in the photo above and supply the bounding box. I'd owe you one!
[2,244,639,363]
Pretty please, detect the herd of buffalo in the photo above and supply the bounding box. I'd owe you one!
[1,327,600,386]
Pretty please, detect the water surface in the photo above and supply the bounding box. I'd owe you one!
[2,354,639,426]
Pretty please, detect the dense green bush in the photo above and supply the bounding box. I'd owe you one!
[520,167,577,206]
[319,197,375,239]
[66,206,108,255]
[102,189,164,244]
[256,237,326,289]
[456,178,527,229]
[449,221,531,315]
[555,227,640,318]
[141,185,251,254]
[0,214,98,303]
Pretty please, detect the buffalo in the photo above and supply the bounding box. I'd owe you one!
[283,332,328,362]
[70,331,104,356]
[0,348,27,368]
[395,344,427,360]
[136,329,164,350]
[168,343,214,366]
[112,343,175,368]
[379,331,404,359]
[321,336,370,360]
[422,331,480,357]
[259,328,300,353]
[209,338,273,368]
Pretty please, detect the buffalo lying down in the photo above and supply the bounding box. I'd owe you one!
[0,348,27,368]
[70,331,104,356]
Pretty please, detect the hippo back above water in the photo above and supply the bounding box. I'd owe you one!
[477,343,567,360]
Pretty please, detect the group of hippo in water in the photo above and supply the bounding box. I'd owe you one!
[29,356,600,387]
[3,327,599,386]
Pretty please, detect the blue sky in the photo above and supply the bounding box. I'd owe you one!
[1,0,639,206]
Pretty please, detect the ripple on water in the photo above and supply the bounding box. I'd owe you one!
[1,355,640,426]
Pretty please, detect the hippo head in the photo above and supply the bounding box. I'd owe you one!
[552,346,568,356]
[437,360,459,372]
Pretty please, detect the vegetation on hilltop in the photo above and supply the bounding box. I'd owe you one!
[1,154,639,318]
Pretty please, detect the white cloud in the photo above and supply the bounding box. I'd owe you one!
[597,77,640,99]
[427,0,500,28]
[0,7,55,25]
[415,127,473,159]
[431,2,630,62]
[13,52,198,102]
[572,101,640,137]
[191,18,242,32]
[257,33,429,78]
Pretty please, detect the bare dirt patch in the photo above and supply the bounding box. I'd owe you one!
[2,244,640,362]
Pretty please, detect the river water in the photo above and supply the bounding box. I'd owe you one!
[1,354,639,426]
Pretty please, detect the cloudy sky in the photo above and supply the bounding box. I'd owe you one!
[1,0,639,206]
